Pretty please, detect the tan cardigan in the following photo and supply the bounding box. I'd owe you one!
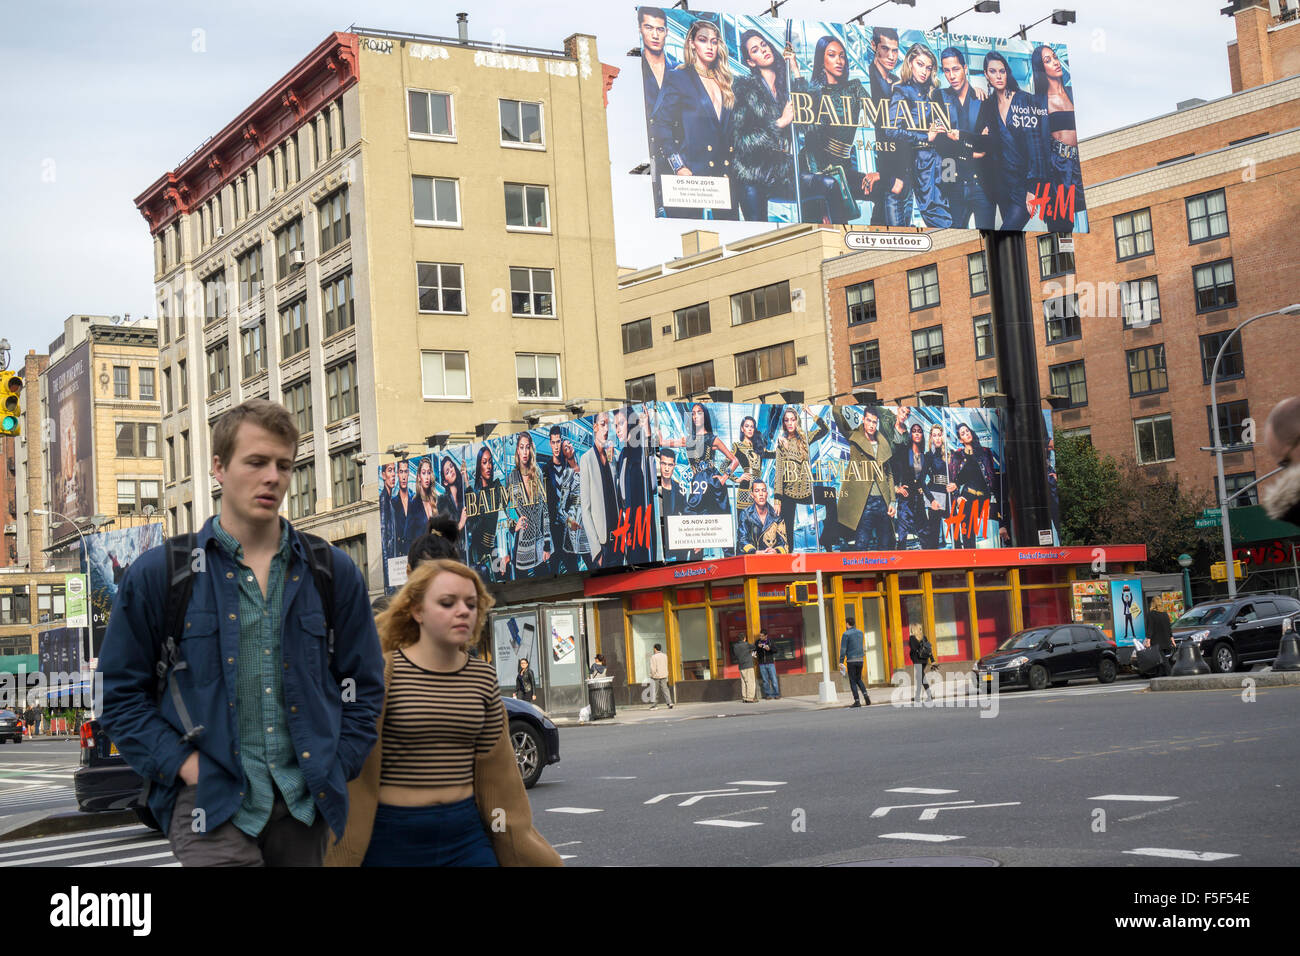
[325,651,563,867]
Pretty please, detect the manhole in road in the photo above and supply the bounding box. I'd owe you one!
[827,857,1000,867]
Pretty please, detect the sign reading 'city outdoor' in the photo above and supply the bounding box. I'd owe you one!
[377,402,1060,591]
[634,6,1087,232]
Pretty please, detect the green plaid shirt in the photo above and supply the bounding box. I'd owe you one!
[212,517,315,837]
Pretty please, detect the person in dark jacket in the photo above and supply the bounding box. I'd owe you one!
[434,455,468,563]
[754,629,779,700]
[887,43,952,227]
[838,611,869,707]
[732,29,795,222]
[467,445,508,580]
[737,480,789,555]
[732,634,757,703]
[614,407,653,564]
[908,623,934,703]
[974,51,1047,231]
[514,658,537,704]
[866,27,909,226]
[638,6,678,216]
[938,47,994,230]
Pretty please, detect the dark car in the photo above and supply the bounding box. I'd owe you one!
[975,624,1119,691]
[0,709,23,744]
[1171,593,1300,673]
[74,695,561,830]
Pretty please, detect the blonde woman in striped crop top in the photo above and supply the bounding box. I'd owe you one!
[325,559,561,867]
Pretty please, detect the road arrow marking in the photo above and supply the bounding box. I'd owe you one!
[598,776,638,780]
[726,780,787,786]
[544,807,604,814]
[1088,794,1178,802]
[918,802,1020,820]
[695,819,763,828]
[879,833,966,842]
[645,788,737,805]
[1123,848,1238,862]
[679,790,776,807]
[886,787,959,795]
[870,800,974,818]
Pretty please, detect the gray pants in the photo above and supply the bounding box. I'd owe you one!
[914,663,933,702]
[652,677,674,706]
[168,786,330,867]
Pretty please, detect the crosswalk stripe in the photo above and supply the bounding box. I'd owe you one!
[0,832,158,860]
[73,851,177,867]
[0,824,149,851]
[0,839,169,866]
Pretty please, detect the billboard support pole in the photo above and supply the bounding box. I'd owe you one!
[815,569,837,703]
[983,229,1054,547]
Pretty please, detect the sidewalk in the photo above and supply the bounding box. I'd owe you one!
[554,686,891,727]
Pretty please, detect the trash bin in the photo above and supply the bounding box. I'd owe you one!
[585,677,616,720]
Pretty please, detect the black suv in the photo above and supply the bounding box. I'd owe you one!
[976,624,1119,691]
[1172,593,1300,673]
[0,709,23,744]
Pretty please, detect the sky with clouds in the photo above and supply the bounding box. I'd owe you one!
[0,0,1236,361]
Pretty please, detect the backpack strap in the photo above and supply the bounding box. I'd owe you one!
[297,531,337,669]
[157,533,204,746]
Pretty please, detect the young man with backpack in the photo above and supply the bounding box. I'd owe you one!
[98,399,385,866]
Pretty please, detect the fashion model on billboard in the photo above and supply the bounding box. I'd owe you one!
[937,47,994,230]
[655,446,693,563]
[380,462,398,562]
[638,6,678,216]
[405,457,439,558]
[540,425,571,576]
[886,43,953,227]
[467,445,507,580]
[649,16,739,220]
[737,479,789,554]
[580,411,621,568]
[975,51,1047,231]
[832,405,907,550]
[922,423,952,549]
[865,27,909,226]
[731,413,774,511]
[946,421,1004,548]
[1031,44,1084,231]
[773,404,828,540]
[893,422,935,548]
[435,455,468,561]
[393,459,416,560]
[614,406,654,564]
[731,29,796,222]
[506,433,552,579]
[557,438,589,572]
[658,402,741,517]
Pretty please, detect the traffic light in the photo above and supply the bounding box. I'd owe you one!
[786,581,814,605]
[0,372,20,436]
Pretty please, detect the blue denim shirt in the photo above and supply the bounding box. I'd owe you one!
[98,517,385,839]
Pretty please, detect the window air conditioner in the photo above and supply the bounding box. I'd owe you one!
[292,250,305,265]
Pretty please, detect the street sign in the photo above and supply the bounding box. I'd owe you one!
[1195,518,1220,529]
[1202,508,1222,518]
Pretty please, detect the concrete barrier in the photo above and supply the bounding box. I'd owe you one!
[1148,670,1300,691]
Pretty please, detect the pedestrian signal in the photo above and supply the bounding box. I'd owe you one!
[786,582,814,605]
[0,372,21,436]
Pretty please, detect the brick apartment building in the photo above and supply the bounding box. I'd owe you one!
[824,0,1300,516]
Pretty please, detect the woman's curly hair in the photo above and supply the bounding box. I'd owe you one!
[376,559,495,655]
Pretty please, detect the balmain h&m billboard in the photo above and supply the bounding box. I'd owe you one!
[378,402,1060,590]
[635,6,1086,232]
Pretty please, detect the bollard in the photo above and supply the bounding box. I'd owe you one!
[1170,639,1211,677]
[1273,632,1300,672]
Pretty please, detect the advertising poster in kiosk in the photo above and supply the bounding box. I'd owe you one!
[635,6,1087,232]
[1111,578,1146,649]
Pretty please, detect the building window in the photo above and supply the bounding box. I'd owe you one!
[416,263,464,313]
[1200,331,1244,382]
[159,301,169,345]
[163,367,173,414]
[674,302,711,340]
[0,586,30,625]
[139,367,155,401]
[919,387,948,407]
[115,422,159,458]
[322,271,355,337]
[622,318,653,354]
[678,360,715,398]
[1134,415,1175,465]
[625,373,656,402]
[174,292,186,339]
[36,584,66,624]
[850,341,882,384]
[979,377,999,400]
[846,280,877,325]
[184,502,193,533]
[1208,400,1251,447]
[1225,472,1257,508]
[117,479,161,516]
[236,246,263,304]
[181,430,191,476]
[241,320,266,379]
[1126,345,1168,396]
[1186,188,1229,243]
[504,183,549,231]
[275,218,304,278]
[906,264,940,310]
[1121,277,1161,328]
[206,342,230,396]
[288,464,316,520]
[1048,361,1087,408]
[1194,259,1237,312]
[167,437,175,481]
[335,534,369,589]
[515,353,561,400]
[413,177,460,227]
[178,360,188,408]
[283,378,313,435]
[734,341,796,387]
[1037,233,1075,279]
[1114,207,1154,260]
[326,359,358,423]
[408,89,454,139]
[331,448,361,506]
[318,189,351,252]
[968,252,988,296]
[731,280,791,326]
[279,298,309,358]
[911,326,945,371]
[204,271,227,324]
[499,99,544,148]
[973,313,995,360]
[113,366,130,399]
[421,351,470,400]
[1044,294,1081,343]
[509,267,555,317]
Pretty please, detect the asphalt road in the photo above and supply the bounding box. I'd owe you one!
[524,681,1300,867]
[0,738,82,818]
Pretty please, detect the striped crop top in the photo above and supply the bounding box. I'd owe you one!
[380,650,506,788]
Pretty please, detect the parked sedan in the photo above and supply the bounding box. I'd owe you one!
[0,709,23,744]
[976,624,1119,691]
[1172,593,1300,673]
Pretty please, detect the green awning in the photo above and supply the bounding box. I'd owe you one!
[0,654,39,675]
[1229,505,1300,544]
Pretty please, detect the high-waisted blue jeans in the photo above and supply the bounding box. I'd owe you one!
[362,797,498,867]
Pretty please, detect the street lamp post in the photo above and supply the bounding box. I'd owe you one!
[1178,553,1194,613]
[1209,304,1300,597]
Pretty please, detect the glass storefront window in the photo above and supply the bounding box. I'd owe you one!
[629,611,666,684]
[714,607,748,677]
[802,605,824,676]
[931,572,968,591]
[932,590,972,659]
[974,571,1010,588]
[1021,567,1070,586]
[975,589,1013,658]
[678,608,711,680]
[899,594,924,670]
[1021,587,1071,628]
[897,574,921,591]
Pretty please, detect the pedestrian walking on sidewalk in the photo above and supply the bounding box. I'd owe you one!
[908,623,935,702]
[733,634,758,703]
[838,611,870,707]
[755,629,780,699]
[514,658,538,703]
[649,644,673,709]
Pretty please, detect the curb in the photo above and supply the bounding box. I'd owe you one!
[0,809,138,843]
[1149,671,1300,691]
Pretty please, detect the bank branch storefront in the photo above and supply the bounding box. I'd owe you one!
[585,546,1147,700]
